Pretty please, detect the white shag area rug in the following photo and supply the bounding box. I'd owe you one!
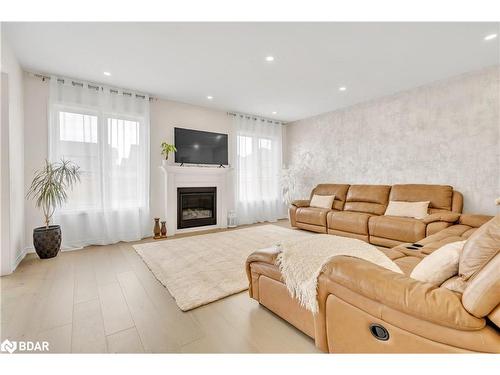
[277,234,403,313]
[133,225,312,311]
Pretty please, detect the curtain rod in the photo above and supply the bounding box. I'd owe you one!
[28,72,156,101]
[227,111,285,125]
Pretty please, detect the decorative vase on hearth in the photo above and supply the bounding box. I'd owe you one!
[153,218,161,239]
[160,221,167,237]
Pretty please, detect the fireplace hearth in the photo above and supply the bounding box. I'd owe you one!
[177,187,217,229]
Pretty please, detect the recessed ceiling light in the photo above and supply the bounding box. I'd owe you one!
[272,111,277,115]
[206,95,213,100]
[484,33,498,41]
[265,56,275,62]
[339,86,347,92]
[103,71,111,76]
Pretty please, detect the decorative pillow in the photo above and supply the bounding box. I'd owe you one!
[309,194,335,209]
[384,201,430,219]
[459,215,500,281]
[410,241,466,286]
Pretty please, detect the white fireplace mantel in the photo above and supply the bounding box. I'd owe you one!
[160,165,233,236]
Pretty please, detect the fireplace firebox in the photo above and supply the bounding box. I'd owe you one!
[177,187,217,229]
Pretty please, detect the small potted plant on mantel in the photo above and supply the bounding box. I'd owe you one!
[26,159,81,259]
[161,142,177,167]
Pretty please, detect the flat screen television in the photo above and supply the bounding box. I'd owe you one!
[174,127,229,165]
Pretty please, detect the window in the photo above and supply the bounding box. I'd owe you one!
[59,111,97,143]
[48,79,150,248]
[107,118,139,164]
[55,109,101,210]
[233,116,284,225]
[236,135,279,202]
[106,117,143,208]
[258,138,271,150]
[51,108,148,211]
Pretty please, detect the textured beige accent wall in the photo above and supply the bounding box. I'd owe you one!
[285,66,500,215]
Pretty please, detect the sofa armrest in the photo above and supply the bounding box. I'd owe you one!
[246,247,280,269]
[245,247,280,297]
[321,256,485,331]
[291,199,310,207]
[421,212,460,224]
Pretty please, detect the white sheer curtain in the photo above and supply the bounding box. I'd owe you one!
[48,77,150,248]
[232,114,285,225]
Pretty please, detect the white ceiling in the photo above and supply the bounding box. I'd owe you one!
[3,22,499,122]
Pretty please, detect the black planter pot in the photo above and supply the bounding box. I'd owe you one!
[33,225,62,259]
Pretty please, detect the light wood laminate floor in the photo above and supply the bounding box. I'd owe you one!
[0,221,319,353]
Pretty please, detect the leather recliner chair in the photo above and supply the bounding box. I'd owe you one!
[368,184,463,247]
[327,184,391,242]
[290,184,350,233]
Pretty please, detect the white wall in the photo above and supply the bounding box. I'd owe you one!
[1,72,11,275]
[23,74,233,247]
[285,66,500,215]
[23,73,48,248]
[1,34,25,275]
[149,98,233,221]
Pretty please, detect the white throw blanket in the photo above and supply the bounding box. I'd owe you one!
[276,235,403,313]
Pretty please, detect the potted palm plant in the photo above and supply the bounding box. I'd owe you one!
[161,142,177,166]
[26,159,81,259]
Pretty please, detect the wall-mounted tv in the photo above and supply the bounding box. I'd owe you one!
[174,127,228,165]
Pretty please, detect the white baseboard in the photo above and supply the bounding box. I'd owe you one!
[12,247,27,272]
[8,245,83,274]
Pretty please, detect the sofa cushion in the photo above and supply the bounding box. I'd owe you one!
[310,184,350,211]
[384,201,430,219]
[459,215,500,281]
[296,207,330,226]
[393,256,422,275]
[343,185,391,215]
[328,211,372,235]
[389,184,453,212]
[410,241,465,286]
[310,194,335,209]
[369,215,426,243]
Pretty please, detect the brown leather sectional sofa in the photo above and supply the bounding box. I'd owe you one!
[246,184,500,353]
[290,184,463,247]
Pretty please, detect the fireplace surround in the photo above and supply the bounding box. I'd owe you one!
[177,187,217,229]
[160,165,231,235]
